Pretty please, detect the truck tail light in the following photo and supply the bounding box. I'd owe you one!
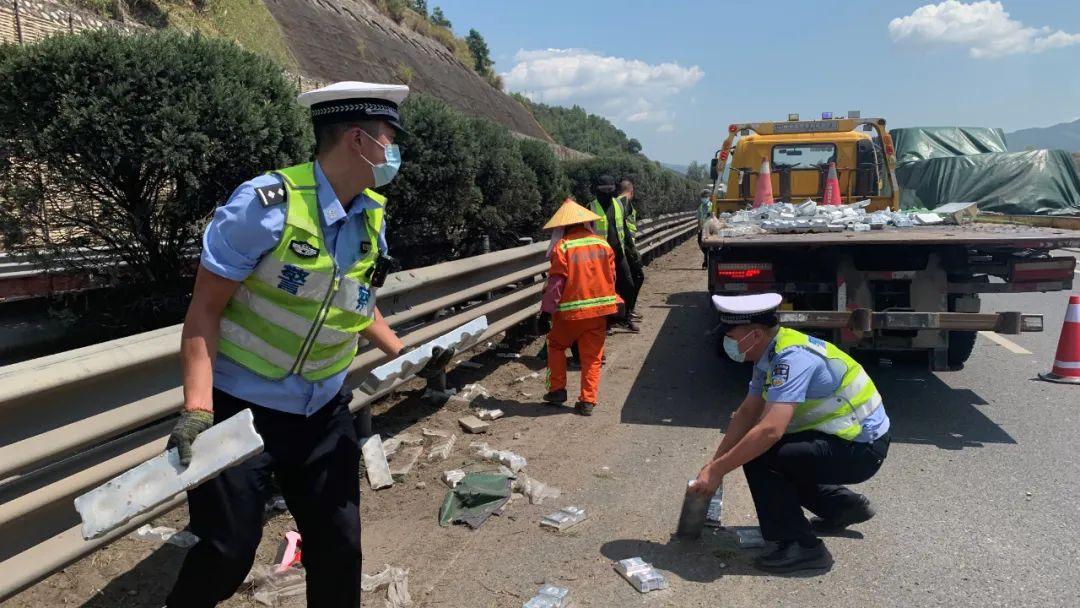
[716,262,774,282]
[1010,257,1076,282]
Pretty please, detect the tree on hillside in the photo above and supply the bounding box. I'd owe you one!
[409,0,427,16]
[430,6,452,29]
[0,30,310,298]
[466,29,494,75]
[627,138,642,154]
[685,161,708,183]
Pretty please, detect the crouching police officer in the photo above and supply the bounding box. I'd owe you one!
[164,81,453,607]
[690,293,891,573]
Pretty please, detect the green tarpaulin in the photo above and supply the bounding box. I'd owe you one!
[890,127,1080,215]
[438,472,511,529]
[891,127,1008,164]
[895,150,1080,215]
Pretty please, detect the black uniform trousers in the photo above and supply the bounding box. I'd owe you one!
[624,238,645,313]
[743,430,890,546]
[166,389,362,608]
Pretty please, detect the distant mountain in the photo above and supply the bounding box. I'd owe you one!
[660,162,690,175]
[1005,118,1080,152]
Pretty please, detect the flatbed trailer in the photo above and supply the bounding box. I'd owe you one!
[702,221,1080,369]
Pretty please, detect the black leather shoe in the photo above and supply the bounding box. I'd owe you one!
[543,389,567,404]
[811,495,875,533]
[575,401,595,416]
[753,540,833,573]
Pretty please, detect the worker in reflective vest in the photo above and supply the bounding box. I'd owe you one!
[164,82,453,608]
[590,175,638,332]
[537,198,620,416]
[618,178,645,323]
[690,293,891,574]
[697,188,712,268]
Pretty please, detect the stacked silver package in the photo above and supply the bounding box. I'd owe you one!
[614,557,669,593]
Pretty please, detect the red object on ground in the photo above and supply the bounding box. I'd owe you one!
[1040,295,1080,384]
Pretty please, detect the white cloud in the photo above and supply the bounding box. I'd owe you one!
[501,48,703,132]
[889,1,1080,58]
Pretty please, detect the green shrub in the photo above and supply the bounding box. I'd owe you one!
[517,137,570,231]
[0,30,311,287]
[463,118,542,252]
[382,94,478,266]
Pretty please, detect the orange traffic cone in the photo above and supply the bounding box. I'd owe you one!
[1039,295,1080,384]
[753,158,773,208]
[822,162,842,206]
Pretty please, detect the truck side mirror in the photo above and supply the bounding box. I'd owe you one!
[710,158,719,181]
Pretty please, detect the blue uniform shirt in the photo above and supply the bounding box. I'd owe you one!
[749,335,890,442]
[201,161,388,416]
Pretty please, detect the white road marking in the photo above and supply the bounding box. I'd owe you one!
[978,331,1033,355]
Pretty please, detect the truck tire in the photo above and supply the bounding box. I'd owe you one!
[946,292,979,370]
[947,331,977,370]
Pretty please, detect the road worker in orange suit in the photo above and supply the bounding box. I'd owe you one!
[537,198,620,416]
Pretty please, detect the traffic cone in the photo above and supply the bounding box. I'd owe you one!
[753,158,773,208]
[822,162,842,206]
[1039,295,1080,384]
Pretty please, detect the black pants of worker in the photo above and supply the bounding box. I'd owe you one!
[626,251,645,312]
[613,255,637,320]
[743,430,890,547]
[166,389,362,608]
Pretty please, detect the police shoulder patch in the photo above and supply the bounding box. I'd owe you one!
[771,362,790,387]
[254,182,287,208]
[289,240,319,258]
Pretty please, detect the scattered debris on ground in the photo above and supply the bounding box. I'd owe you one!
[361,565,412,608]
[361,434,394,490]
[613,557,669,593]
[539,506,587,532]
[133,525,199,549]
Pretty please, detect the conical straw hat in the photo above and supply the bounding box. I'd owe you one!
[543,198,601,230]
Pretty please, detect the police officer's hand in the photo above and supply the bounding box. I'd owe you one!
[406,345,455,379]
[536,311,552,335]
[691,463,723,497]
[167,409,215,467]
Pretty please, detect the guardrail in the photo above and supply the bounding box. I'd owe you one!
[0,211,698,601]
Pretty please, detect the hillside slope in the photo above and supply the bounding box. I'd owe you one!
[264,0,550,140]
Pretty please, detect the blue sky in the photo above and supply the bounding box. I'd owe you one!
[430,0,1080,165]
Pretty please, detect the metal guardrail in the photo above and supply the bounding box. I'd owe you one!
[0,211,697,601]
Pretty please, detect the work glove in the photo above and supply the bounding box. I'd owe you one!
[166,409,215,467]
[399,345,456,379]
[536,311,552,335]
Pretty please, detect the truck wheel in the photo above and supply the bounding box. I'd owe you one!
[946,331,977,370]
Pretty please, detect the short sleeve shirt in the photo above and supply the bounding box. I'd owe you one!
[748,336,890,442]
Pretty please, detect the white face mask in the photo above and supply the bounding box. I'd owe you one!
[723,330,759,363]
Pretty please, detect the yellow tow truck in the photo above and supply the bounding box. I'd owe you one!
[708,113,899,213]
[701,113,1079,370]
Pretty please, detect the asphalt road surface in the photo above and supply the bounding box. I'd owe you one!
[11,239,1078,608]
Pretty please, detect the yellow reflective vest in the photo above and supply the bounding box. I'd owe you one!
[764,327,883,441]
[218,163,384,381]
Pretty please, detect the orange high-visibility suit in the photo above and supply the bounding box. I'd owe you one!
[542,225,619,405]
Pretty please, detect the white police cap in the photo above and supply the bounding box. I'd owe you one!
[711,293,783,328]
[298,81,410,131]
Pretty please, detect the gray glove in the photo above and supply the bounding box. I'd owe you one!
[167,409,215,466]
[399,345,456,379]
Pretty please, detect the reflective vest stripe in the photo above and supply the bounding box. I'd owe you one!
[252,255,334,301]
[560,236,609,251]
[231,285,353,345]
[220,318,357,379]
[557,295,619,312]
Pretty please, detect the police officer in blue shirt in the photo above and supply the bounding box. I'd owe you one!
[690,293,891,573]
[164,82,452,607]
